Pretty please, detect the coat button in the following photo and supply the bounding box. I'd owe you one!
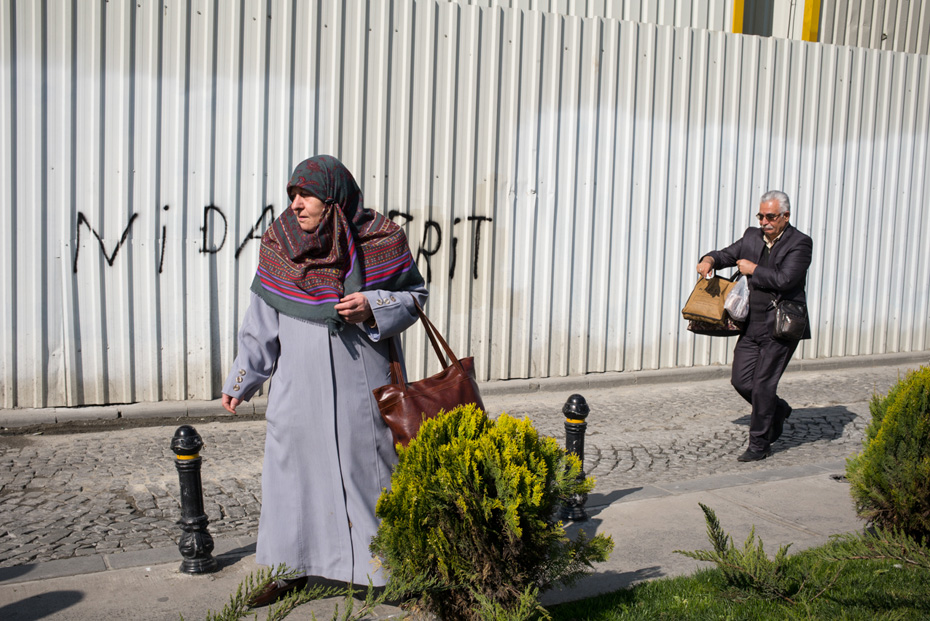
[233,384,241,391]
[239,369,246,375]
[390,296,396,302]
[377,299,384,306]
[236,376,243,383]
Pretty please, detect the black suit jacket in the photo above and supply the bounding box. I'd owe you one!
[704,224,813,339]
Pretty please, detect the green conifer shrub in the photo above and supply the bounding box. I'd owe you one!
[846,365,930,542]
[370,404,614,621]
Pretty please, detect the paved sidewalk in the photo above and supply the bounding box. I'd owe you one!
[0,351,926,619]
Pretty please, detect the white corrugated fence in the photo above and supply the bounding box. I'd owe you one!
[1,0,928,408]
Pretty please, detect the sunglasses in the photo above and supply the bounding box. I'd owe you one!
[756,213,784,222]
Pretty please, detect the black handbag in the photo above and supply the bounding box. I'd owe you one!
[688,316,742,337]
[772,299,808,340]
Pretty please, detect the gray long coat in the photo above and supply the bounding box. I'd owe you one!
[223,285,428,585]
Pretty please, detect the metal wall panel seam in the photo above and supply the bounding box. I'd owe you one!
[824,46,855,359]
[383,1,416,375]
[658,25,691,370]
[680,27,710,368]
[104,0,135,404]
[433,1,461,361]
[872,51,906,354]
[589,16,620,374]
[214,0,244,394]
[451,4,482,366]
[792,42,821,357]
[365,0,390,237]
[570,15,600,376]
[912,58,930,350]
[16,0,45,407]
[515,7,543,379]
[884,52,915,352]
[132,0,162,404]
[554,15,584,377]
[807,42,839,360]
[408,0,440,379]
[158,0,190,401]
[470,6,502,381]
[859,50,892,354]
[489,7,519,380]
[623,22,656,372]
[76,0,105,405]
[845,46,872,356]
[894,55,923,351]
[914,0,930,55]
[644,25,674,371]
[0,0,17,407]
[528,8,555,379]
[185,0,216,400]
[45,0,71,406]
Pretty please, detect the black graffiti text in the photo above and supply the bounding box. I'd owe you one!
[72,205,492,283]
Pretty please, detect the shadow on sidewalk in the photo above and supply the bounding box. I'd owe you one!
[214,542,257,570]
[540,566,665,606]
[0,590,84,620]
[732,405,859,451]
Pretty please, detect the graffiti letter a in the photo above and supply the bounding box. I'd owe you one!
[73,212,140,273]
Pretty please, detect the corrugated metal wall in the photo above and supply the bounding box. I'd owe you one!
[447,0,733,30]
[2,0,929,408]
[820,0,930,55]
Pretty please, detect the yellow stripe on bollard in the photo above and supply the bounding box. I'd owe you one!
[566,418,586,424]
[176,453,199,460]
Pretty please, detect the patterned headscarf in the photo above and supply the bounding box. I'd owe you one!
[251,155,423,329]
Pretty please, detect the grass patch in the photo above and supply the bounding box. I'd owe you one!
[548,541,930,620]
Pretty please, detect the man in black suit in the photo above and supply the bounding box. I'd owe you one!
[696,191,812,462]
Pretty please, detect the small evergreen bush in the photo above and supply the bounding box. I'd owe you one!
[846,366,930,542]
[370,404,613,621]
[675,503,797,602]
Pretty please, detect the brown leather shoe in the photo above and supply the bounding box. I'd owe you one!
[248,576,309,608]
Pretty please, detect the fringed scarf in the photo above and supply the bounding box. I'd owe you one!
[251,155,423,330]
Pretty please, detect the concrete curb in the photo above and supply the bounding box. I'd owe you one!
[1,350,926,428]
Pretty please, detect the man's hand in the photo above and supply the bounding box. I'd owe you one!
[335,292,373,324]
[696,257,714,279]
[737,259,757,275]
[222,393,240,414]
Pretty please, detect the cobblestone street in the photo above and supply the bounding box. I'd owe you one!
[0,360,919,569]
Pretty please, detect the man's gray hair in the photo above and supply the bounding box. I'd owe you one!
[760,190,790,214]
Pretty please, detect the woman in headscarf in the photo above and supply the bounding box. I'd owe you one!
[221,155,426,604]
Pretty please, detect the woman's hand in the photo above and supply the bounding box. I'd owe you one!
[335,292,373,324]
[222,393,240,414]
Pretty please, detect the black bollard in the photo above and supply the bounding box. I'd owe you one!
[559,394,589,522]
[171,425,218,574]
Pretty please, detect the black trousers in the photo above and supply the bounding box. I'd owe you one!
[731,320,799,451]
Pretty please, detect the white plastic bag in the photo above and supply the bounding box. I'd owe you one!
[724,275,749,321]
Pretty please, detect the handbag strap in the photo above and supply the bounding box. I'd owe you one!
[385,299,467,386]
[413,299,467,373]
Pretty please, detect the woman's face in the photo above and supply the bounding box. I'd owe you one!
[289,188,327,232]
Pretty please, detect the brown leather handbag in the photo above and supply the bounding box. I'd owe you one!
[372,300,484,449]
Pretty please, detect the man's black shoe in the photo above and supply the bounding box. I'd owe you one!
[737,448,771,462]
